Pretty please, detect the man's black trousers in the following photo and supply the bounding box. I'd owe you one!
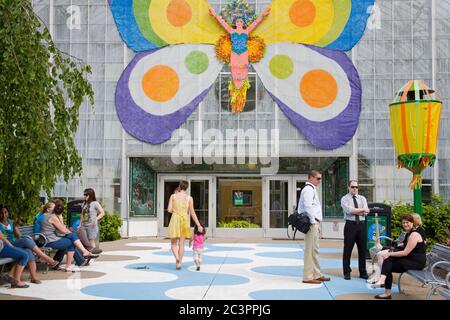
[343,220,367,275]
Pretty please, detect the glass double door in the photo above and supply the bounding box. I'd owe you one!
[157,175,214,237]
[263,175,310,238]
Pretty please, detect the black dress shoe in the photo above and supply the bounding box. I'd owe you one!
[374,294,391,300]
[344,274,351,280]
[360,274,369,279]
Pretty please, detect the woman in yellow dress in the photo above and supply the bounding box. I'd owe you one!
[167,180,203,270]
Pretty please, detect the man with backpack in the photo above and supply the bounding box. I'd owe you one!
[299,170,331,284]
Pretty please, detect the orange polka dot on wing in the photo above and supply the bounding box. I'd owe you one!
[300,69,338,108]
[142,65,179,102]
[167,0,192,27]
[289,0,316,28]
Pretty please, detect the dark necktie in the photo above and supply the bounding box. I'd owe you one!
[353,195,360,222]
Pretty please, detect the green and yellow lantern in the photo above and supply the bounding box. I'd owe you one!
[389,80,442,215]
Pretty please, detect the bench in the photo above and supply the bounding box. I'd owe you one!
[397,243,450,299]
[0,225,58,276]
[0,257,14,274]
[436,272,450,299]
[19,225,58,273]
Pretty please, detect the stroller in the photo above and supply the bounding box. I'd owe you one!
[367,213,407,283]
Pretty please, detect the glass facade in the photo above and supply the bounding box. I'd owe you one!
[32,1,450,221]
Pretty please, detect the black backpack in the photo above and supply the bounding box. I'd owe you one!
[288,212,311,234]
[288,184,314,234]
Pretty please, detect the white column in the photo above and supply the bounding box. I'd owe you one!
[350,46,358,181]
[120,44,130,237]
[431,0,440,195]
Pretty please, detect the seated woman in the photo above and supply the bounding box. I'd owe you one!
[372,213,426,299]
[33,202,55,234]
[0,205,58,284]
[40,200,98,272]
[0,232,30,288]
[411,213,426,240]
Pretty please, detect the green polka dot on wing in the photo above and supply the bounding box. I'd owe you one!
[185,51,209,75]
[269,55,294,80]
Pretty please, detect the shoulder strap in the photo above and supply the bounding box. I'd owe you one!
[296,184,316,212]
[303,184,316,200]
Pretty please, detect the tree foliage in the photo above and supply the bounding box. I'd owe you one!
[0,0,94,222]
[390,194,450,251]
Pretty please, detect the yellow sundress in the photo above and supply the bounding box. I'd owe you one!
[167,195,191,239]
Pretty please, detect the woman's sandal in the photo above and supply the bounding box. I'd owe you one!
[374,294,392,300]
[84,253,99,259]
[81,257,91,267]
[371,283,385,289]
[48,260,59,268]
[30,279,42,284]
[176,259,181,270]
[11,283,30,289]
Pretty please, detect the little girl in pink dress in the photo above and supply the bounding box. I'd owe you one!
[190,224,206,271]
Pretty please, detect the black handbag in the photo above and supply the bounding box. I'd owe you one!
[23,234,47,248]
[288,211,311,234]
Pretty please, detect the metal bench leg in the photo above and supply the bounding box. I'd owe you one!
[427,285,437,300]
[397,272,405,294]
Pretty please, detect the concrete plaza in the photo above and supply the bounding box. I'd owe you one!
[0,237,444,300]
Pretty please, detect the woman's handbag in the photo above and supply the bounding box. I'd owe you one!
[288,212,311,234]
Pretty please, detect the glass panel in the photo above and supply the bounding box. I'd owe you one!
[217,178,262,227]
[295,180,306,211]
[269,180,288,228]
[143,157,349,174]
[129,158,156,217]
[190,180,209,227]
[163,181,180,227]
[323,158,349,218]
[421,179,432,204]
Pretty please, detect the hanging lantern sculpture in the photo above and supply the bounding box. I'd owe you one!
[389,80,442,215]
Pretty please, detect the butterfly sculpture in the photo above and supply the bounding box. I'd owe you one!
[110,0,374,150]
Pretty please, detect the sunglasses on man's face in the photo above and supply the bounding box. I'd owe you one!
[350,186,358,189]
[316,177,322,181]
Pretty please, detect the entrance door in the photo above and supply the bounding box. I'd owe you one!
[263,175,309,238]
[157,175,214,237]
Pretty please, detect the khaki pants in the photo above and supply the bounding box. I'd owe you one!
[303,223,321,281]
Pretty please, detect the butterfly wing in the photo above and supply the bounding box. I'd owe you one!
[254,0,374,51]
[110,0,224,52]
[109,0,167,51]
[253,43,361,150]
[116,44,222,144]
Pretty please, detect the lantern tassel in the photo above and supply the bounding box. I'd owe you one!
[409,174,423,189]
[397,153,436,174]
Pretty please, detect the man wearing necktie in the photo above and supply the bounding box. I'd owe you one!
[341,180,370,280]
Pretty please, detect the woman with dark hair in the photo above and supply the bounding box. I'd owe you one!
[167,180,203,270]
[41,200,98,272]
[0,206,58,284]
[79,188,105,252]
[372,213,426,299]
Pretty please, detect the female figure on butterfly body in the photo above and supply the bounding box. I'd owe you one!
[209,6,269,89]
[209,5,270,112]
